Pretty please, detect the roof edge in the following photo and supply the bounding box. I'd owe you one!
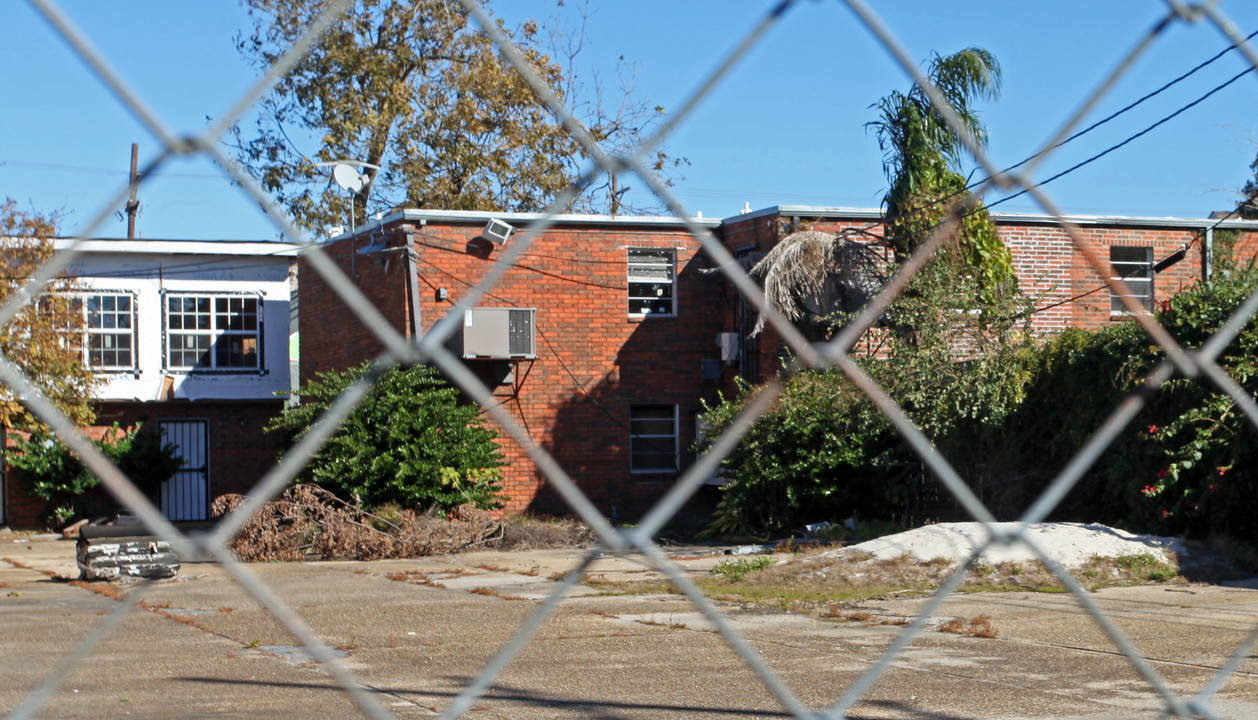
[53,238,304,257]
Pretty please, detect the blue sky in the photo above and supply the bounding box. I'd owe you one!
[4,1,1258,240]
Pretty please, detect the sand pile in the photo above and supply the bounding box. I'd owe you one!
[827,522,1187,568]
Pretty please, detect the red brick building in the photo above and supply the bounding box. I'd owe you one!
[300,206,1258,520]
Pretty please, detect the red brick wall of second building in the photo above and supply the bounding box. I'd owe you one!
[998,221,1212,333]
[299,218,729,519]
[715,212,1258,375]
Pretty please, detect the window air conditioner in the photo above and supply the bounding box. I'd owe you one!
[460,307,536,359]
[482,218,514,245]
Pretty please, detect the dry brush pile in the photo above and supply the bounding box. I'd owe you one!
[211,484,594,562]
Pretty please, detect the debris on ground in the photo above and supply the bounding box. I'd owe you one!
[212,484,594,562]
[77,521,180,581]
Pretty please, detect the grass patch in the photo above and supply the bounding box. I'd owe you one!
[710,556,773,582]
[1079,554,1180,587]
[582,546,1186,621]
[581,573,679,596]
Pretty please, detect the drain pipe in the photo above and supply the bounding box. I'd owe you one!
[405,228,423,341]
[1204,226,1214,281]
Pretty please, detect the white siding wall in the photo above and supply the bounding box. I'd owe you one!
[61,240,298,402]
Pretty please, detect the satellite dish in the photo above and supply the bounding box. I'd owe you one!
[314,159,382,231]
[332,163,367,193]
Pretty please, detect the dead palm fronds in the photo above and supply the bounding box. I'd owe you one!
[747,230,887,336]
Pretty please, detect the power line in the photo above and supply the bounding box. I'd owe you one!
[843,26,1258,252]
[989,26,1258,185]
[0,159,226,181]
[988,64,1256,212]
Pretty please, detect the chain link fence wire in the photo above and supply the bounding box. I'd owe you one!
[8,0,1258,718]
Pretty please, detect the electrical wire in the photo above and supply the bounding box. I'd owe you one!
[837,26,1258,255]
[412,253,637,435]
[1020,205,1247,320]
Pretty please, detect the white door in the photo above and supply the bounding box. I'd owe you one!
[159,421,209,521]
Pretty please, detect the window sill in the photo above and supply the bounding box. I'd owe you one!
[167,369,267,376]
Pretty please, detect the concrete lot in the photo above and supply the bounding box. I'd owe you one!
[4,534,1258,719]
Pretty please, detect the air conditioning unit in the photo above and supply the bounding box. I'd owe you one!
[482,218,514,245]
[460,307,536,359]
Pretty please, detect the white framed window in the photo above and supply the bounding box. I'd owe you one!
[630,404,678,472]
[165,293,261,371]
[1109,246,1153,314]
[628,248,676,316]
[82,293,136,371]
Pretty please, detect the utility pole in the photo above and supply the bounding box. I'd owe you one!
[125,143,140,239]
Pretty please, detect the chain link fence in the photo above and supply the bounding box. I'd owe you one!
[7,0,1258,718]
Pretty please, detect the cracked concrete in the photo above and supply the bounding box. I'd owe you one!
[4,535,1258,719]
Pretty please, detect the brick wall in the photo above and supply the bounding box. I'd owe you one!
[717,212,1258,364]
[998,220,1211,333]
[298,210,1258,522]
[300,218,727,518]
[300,233,415,378]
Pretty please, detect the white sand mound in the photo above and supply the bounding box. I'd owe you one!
[827,522,1187,569]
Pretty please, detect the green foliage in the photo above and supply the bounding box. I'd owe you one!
[701,261,1035,538]
[710,555,773,582]
[7,423,182,526]
[234,0,680,231]
[691,49,1027,538]
[868,47,1016,302]
[268,362,503,514]
[1004,266,1258,542]
[1,199,98,429]
[700,373,902,538]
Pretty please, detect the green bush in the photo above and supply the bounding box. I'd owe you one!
[268,362,503,514]
[700,373,907,538]
[700,260,1034,538]
[1003,265,1258,542]
[7,423,182,526]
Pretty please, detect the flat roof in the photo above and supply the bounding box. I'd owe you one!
[53,238,304,257]
[743,205,1258,231]
[331,205,1258,235]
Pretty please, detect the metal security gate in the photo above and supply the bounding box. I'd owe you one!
[158,421,209,522]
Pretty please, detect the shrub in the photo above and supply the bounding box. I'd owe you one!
[700,373,908,538]
[7,423,182,526]
[700,260,1034,538]
[710,555,774,582]
[268,362,503,514]
[1006,265,1258,542]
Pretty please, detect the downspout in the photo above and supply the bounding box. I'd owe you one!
[1204,226,1214,281]
[405,229,423,341]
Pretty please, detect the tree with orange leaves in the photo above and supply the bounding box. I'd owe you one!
[0,199,96,429]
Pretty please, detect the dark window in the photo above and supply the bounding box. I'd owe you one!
[1110,246,1153,314]
[166,294,260,370]
[630,404,678,472]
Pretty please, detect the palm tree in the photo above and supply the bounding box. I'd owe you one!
[741,49,1013,341]
[868,48,1000,244]
[746,229,887,339]
[866,48,1014,300]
